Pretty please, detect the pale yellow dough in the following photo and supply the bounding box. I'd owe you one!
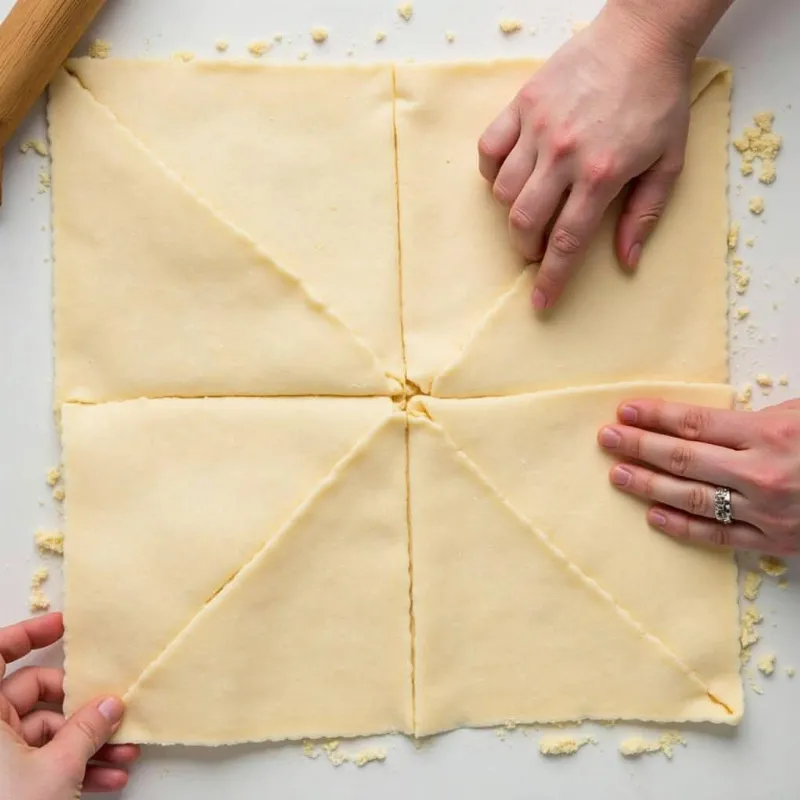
[395,60,730,395]
[51,58,738,745]
[61,399,412,742]
[49,62,402,402]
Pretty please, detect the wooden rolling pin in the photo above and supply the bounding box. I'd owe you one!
[0,0,108,203]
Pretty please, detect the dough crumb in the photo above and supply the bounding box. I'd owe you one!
[758,653,776,676]
[785,666,796,678]
[215,39,229,52]
[499,19,523,35]
[20,139,48,157]
[319,740,384,767]
[31,566,48,588]
[38,168,51,193]
[35,528,64,556]
[88,39,111,59]
[302,740,319,759]
[759,160,777,185]
[29,567,50,612]
[734,112,782,182]
[397,3,413,22]
[755,373,773,389]
[273,33,284,42]
[538,735,596,756]
[749,196,765,215]
[248,40,272,57]
[52,486,65,502]
[759,555,787,577]
[619,732,685,759]
[322,740,346,766]
[298,51,308,61]
[745,236,755,247]
[172,51,195,62]
[445,30,456,43]
[346,47,354,56]
[727,222,739,250]
[740,604,763,661]
[529,26,538,35]
[46,466,61,487]
[779,375,789,386]
[571,21,589,34]
[743,571,762,601]
[735,307,750,321]
[310,27,328,44]
[375,31,387,43]
[779,577,788,589]
[732,257,750,295]
[352,748,386,767]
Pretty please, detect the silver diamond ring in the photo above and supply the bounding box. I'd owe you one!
[714,487,733,525]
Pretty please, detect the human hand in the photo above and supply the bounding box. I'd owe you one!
[478,4,695,310]
[0,612,140,797]
[598,399,800,555]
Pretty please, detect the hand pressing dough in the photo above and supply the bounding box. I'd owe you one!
[49,62,402,402]
[410,383,742,735]
[395,60,731,395]
[61,398,412,742]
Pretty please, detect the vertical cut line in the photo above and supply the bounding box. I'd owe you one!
[391,64,416,731]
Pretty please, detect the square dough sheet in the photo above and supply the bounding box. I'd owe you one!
[409,383,742,735]
[395,60,731,396]
[49,61,403,403]
[61,398,413,743]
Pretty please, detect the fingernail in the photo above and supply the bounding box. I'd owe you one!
[598,427,621,449]
[98,697,125,724]
[649,511,667,528]
[628,242,642,268]
[532,288,548,311]
[611,465,631,486]
[619,404,638,424]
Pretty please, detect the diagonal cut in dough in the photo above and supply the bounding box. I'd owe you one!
[49,70,396,402]
[395,60,730,396]
[60,397,399,733]
[114,412,412,744]
[408,408,739,737]
[64,58,403,384]
[415,382,742,720]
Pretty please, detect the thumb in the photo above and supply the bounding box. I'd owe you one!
[47,696,125,777]
[615,160,682,271]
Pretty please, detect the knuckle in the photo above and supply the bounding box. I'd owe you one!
[582,153,617,187]
[758,419,800,449]
[749,466,790,500]
[686,485,709,516]
[678,407,710,441]
[518,84,539,110]
[549,226,583,257]
[707,524,731,548]
[76,718,102,753]
[509,204,536,232]
[493,181,514,206]
[641,470,656,499]
[478,133,500,161]
[659,157,685,180]
[549,130,576,160]
[668,444,695,476]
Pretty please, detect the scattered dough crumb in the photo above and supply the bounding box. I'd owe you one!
[736,384,752,410]
[248,40,272,57]
[322,740,346,767]
[734,112,781,183]
[760,555,787,577]
[495,728,507,740]
[758,653,776,676]
[310,27,328,44]
[749,196,765,215]
[215,39,229,52]
[740,162,754,177]
[346,47,354,56]
[759,160,777,184]
[755,373,773,389]
[397,3,413,22]
[785,666,796,678]
[352,748,386,767]
[302,740,319,759]
[35,528,64,556]
[570,21,589,34]
[445,30,456,43]
[499,19,523,35]
[375,31,387,43]
[273,33,284,42]
[732,257,750,295]
[31,566,48,588]
[46,466,61,487]
[298,51,308,61]
[740,604,763,661]
[20,139,48,157]
[538,735,596,756]
[743,571,762,601]
[735,307,750,321]
[727,222,739,250]
[319,740,384,767]
[38,168,51,194]
[779,375,789,386]
[88,39,111,59]
[529,26,538,35]
[29,567,50,612]
[52,486,65,502]
[745,236,755,247]
[619,732,685,759]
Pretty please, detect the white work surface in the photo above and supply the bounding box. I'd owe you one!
[1,0,800,797]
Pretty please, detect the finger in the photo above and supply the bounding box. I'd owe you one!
[610,463,758,525]
[598,425,740,488]
[615,159,682,271]
[83,765,130,793]
[617,400,751,450]
[478,102,522,182]
[492,128,537,208]
[2,666,64,716]
[20,709,64,748]
[647,506,770,553]
[0,613,63,677]
[508,161,569,263]
[47,696,125,772]
[532,176,620,310]
[94,743,141,766]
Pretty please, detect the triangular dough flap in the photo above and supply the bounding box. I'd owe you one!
[49,70,393,402]
[118,413,412,744]
[409,415,734,736]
